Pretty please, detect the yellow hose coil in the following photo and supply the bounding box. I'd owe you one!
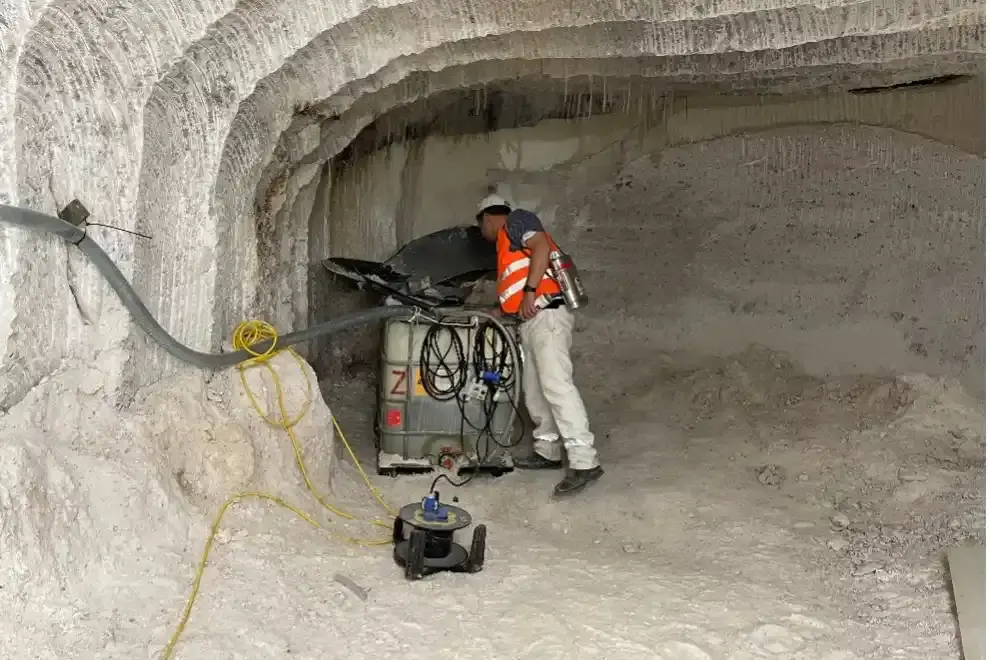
[160,320,396,660]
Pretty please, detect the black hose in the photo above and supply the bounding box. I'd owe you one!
[1,203,425,368]
[418,316,524,487]
[418,322,470,401]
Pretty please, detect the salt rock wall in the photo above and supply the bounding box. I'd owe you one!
[0,2,983,415]
[0,349,334,645]
[319,79,984,248]
[320,83,984,392]
[564,124,984,393]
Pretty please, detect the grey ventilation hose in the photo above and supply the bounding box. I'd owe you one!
[0,203,423,368]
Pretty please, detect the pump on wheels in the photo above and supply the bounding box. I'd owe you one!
[392,491,487,581]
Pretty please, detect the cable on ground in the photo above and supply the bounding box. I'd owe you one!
[0,204,428,658]
[160,320,395,660]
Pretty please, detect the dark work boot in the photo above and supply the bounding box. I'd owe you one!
[513,453,563,470]
[552,466,604,497]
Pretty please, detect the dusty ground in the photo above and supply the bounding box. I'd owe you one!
[4,337,979,660]
[139,344,982,660]
[143,127,983,660]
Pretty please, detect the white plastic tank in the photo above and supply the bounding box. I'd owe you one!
[376,310,517,474]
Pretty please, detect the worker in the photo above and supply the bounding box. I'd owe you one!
[475,194,604,497]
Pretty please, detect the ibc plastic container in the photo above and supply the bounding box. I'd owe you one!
[376,311,516,471]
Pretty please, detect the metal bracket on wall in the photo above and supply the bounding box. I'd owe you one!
[58,199,90,227]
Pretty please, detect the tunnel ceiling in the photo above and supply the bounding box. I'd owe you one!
[9,2,984,222]
[329,70,976,163]
[266,17,982,203]
[285,23,983,166]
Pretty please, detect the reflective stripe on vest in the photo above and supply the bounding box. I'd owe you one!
[496,229,561,313]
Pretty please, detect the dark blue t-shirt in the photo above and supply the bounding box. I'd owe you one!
[504,209,545,252]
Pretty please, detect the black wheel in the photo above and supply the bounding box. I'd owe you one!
[392,516,404,544]
[468,524,487,572]
[405,529,427,580]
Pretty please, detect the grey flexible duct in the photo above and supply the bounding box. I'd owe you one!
[1,203,522,463]
[0,203,423,368]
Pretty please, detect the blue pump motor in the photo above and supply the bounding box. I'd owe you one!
[421,493,449,522]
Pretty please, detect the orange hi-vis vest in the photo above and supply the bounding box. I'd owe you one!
[496,228,562,314]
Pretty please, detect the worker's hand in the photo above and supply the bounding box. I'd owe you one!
[519,292,539,320]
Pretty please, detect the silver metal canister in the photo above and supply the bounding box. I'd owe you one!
[549,250,589,310]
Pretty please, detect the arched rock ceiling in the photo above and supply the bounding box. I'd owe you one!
[11,0,983,223]
[241,15,982,210]
[281,23,982,168]
[0,0,982,403]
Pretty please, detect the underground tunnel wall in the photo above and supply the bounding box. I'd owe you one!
[0,75,983,414]
[0,6,983,651]
[0,0,981,413]
[314,79,985,395]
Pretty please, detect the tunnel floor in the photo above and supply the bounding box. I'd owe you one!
[9,342,981,659]
[258,341,982,660]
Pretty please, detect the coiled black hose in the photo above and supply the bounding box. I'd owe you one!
[418,321,470,401]
[419,316,524,490]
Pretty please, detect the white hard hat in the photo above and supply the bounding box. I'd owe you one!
[477,194,512,214]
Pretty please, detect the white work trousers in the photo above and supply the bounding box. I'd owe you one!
[518,306,599,470]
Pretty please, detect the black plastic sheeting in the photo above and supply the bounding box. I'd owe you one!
[388,225,495,284]
[323,225,496,306]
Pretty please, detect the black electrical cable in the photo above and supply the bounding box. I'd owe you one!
[418,320,483,488]
[471,321,516,390]
[418,322,469,401]
[419,316,526,488]
[428,471,472,492]
[467,319,526,452]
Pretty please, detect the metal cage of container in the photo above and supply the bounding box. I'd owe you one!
[375,311,518,475]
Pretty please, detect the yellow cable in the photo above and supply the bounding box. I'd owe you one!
[161,320,396,660]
